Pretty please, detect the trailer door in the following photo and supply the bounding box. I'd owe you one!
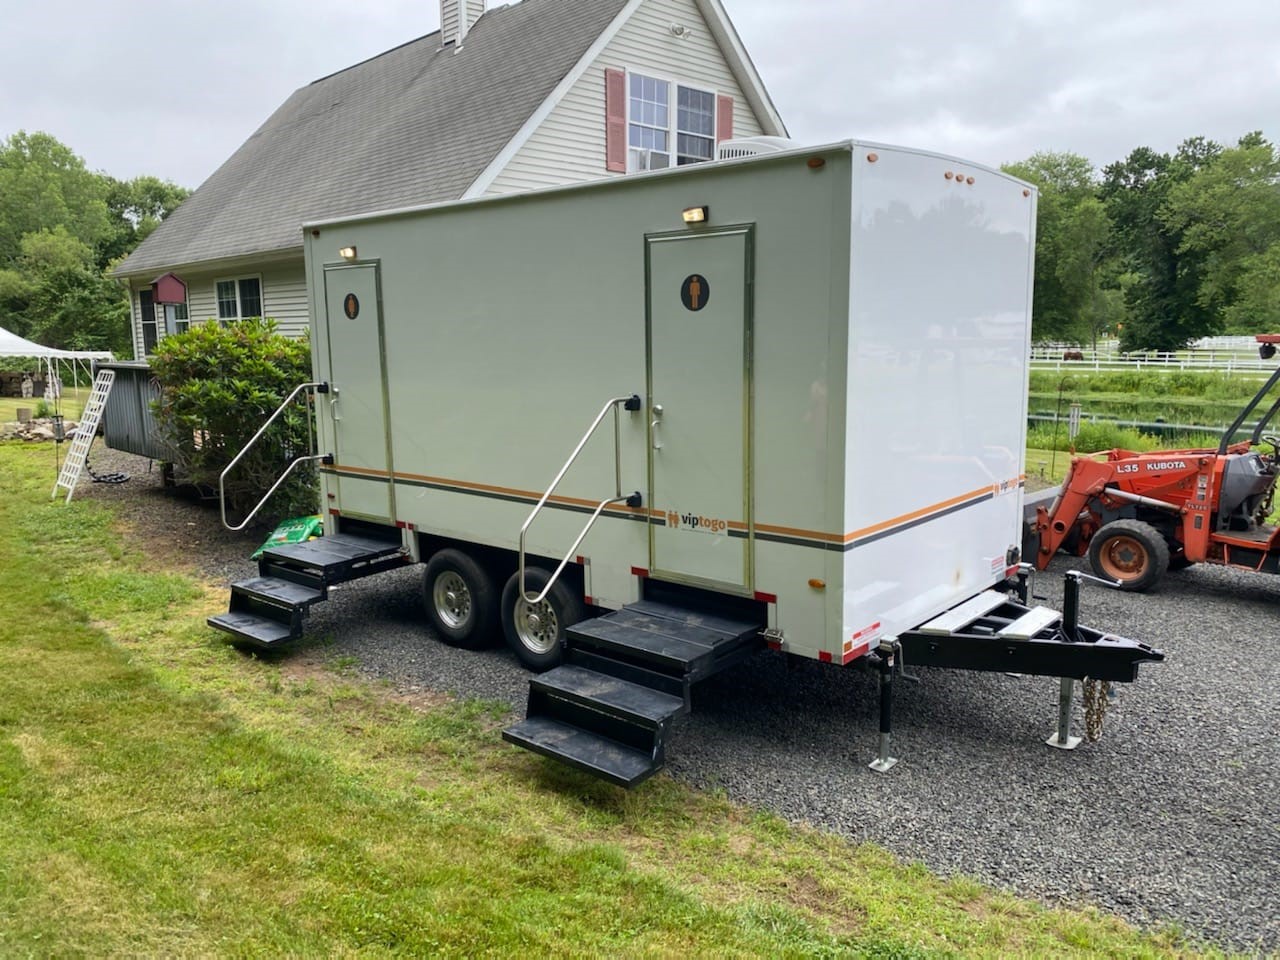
[323,263,394,523]
[646,227,753,591]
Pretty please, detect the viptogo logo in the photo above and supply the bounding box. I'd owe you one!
[667,510,729,534]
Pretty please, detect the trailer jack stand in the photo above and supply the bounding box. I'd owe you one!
[1046,572,1082,749]
[1046,676,1082,750]
[869,640,899,773]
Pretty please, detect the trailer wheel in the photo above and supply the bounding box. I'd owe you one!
[501,568,584,672]
[422,549,498,649]
[1087,519,1170,591]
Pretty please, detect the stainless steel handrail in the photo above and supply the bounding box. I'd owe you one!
[219,381,329,531]
[518,394,639,604]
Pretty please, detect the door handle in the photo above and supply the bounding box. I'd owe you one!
[330,397,342,423]
[651,403,663,450]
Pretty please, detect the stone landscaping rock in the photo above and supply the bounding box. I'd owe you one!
[1,417,85,443]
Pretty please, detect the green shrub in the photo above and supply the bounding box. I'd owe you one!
[1027,419,1228,453]
[150,320,317,523]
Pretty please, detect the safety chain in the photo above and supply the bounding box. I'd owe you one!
[1082,677,1111,742]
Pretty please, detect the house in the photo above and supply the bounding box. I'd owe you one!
[114,0,786,358]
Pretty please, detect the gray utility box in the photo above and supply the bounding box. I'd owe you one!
[99,361,169,461]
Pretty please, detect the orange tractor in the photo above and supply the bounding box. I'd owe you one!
[1032,336,1280,591]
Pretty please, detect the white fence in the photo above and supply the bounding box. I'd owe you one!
[1030,338,1274,374]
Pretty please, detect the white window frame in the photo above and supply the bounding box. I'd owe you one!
[164,298,190,337]
[214,275,264,324]
[625,70,718,174]
[139,290,159,356]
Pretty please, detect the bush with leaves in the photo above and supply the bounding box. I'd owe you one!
[149,320,318,524]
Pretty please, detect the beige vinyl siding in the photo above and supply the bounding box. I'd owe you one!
[485,0,765,195]
[129,259,310,357]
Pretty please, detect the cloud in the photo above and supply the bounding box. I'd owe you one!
[0,0,1275,185]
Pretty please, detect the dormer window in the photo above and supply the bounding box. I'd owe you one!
[627,72,717,172]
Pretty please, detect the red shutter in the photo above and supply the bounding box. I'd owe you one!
[605,68,627,173]
[717,94,735,144]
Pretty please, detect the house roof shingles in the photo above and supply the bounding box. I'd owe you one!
[117,0,629,277]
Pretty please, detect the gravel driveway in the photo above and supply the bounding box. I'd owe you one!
[81,449,1279,954]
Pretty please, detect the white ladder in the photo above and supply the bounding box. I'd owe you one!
[52,369,115,503]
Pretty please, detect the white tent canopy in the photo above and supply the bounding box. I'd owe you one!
[0,324,113,360]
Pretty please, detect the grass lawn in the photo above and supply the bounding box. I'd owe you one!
[0,442,1210,957]
[0,387,89,422]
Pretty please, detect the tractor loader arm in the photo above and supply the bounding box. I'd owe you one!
[1033,458,1113,569]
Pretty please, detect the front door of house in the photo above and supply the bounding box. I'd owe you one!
[324,262,394,523]
[646,227,753,590]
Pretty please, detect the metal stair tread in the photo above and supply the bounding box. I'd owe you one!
[568,617,717,672]
[502,716,658,788]
[533,665,685,725]
[207,611,296,646]
[624,600,763,639]
[262,533,401,567]
[603,608,759,651]
[232,576,325,607]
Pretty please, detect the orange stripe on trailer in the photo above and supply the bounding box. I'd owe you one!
[327,465,1022,551]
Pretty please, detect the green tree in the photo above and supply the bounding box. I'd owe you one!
[0,131,112,264]
[1161,133,1280,333]
[0,227,129,354]
[0,131,185,353]
[101,174,190,264]
[1100,139,1223,352]
[1003,152,1118,345]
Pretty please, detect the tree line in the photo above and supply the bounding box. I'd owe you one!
[1004,132,1280,352]
[2,128,1275,357]
[0,131,188,357]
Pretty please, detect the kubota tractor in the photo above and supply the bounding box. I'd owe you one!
[1032,336,1280,591]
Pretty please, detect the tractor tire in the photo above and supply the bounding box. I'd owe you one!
[1087,519,1170,592]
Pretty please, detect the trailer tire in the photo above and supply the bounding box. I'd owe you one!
[422,549,498,649]
[1087,519,1169,591]
[501,567,584,672]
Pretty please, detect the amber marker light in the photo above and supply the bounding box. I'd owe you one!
[681,206,709,224]
[866,152,878,163]
[807,157,826,169]
[966,176,975,185]
[808,578,826,590]
[339,246,357,260]
[944,171,954,180]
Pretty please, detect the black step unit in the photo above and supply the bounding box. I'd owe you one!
[502,716,659,789]
[208,610,295,647]
[259,532,405,586]
[568,601,764,682]
[210,531,407,649]
[532,665,687,726]
[503,600,765,788]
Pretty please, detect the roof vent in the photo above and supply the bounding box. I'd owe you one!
[717,136,800,160]
[441,0,486,48]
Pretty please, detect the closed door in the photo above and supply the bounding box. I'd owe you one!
[324,263,394,523]
[646,227,753,590]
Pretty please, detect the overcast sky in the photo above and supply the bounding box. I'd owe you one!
[1,0,1276,188]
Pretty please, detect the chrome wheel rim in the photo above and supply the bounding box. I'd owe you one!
[432,571,472,630]
[514,598,559,655]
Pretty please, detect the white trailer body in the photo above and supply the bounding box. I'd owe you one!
[303,140,1034,665]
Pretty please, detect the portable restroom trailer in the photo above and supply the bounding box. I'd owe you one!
[211,140,1161,786]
